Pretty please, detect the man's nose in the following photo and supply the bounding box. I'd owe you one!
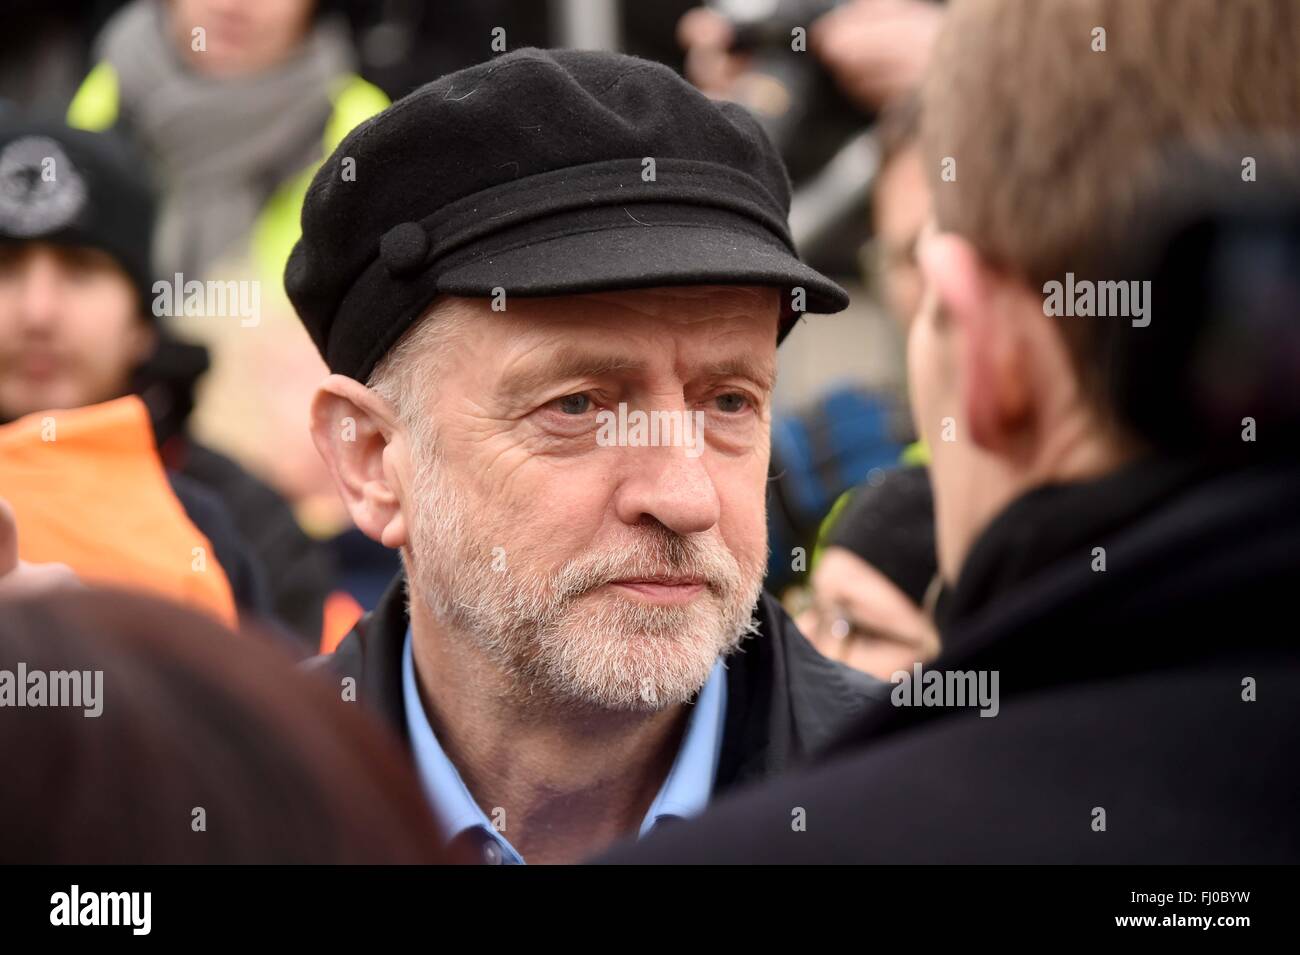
[612,443,721,537]
[15,258,63,331]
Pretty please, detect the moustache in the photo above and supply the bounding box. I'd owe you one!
[551,529,741,602]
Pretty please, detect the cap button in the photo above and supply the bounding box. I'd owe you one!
[380,221,430,277]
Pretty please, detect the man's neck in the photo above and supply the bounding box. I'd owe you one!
[408,601,689,864]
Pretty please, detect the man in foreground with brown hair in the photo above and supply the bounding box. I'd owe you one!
[606,0,1300,863]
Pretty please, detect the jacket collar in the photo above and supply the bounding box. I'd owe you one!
[828,458,1300,755]
[940,455,1210,635]
[323,571,410,743]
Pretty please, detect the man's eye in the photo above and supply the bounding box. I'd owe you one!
[714,393,749,413]
[556,393,591,415]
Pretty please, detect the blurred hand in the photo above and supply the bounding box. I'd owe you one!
[677,7,750,98]
[0,498,81,600]
[679,1,943,111]
[810,0,944,110]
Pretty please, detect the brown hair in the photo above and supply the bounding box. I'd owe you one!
[921,0,1300,395]
[0,588,451,863]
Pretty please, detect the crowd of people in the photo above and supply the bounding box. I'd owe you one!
[0,0,1296,866]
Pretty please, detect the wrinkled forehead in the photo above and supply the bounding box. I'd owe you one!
[570,285,780,319]
[493,285,779,330]
[444,285,781,387]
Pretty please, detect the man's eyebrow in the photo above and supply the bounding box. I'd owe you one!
[702,356,777,392]
[497,349,776,395]
[499,350,648,395]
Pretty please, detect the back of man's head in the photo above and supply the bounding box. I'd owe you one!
[921,0,1300,406]
[911,0,1300,581]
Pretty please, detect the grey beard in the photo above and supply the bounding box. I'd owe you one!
[404,448,764,712]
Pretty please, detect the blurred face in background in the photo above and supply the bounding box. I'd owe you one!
[907,232,1011,585]
[910,227,1119,585]
[887,115,997,587]
[798,546,938,679]
[871,144,930,329]
[0,243,154,421]
[171,0,317,78]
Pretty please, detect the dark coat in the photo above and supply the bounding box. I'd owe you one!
[138,332,335,646]
[309,573,887,793]
[602,459,1300,863]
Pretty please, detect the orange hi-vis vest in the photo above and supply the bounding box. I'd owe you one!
[0,396,237,626]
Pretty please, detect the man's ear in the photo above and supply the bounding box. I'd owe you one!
[920,233,1033,455]
[310,375,409,548]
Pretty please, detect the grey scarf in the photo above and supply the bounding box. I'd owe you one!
[97,0,353,278]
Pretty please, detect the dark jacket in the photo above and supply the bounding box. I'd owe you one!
[137,333,336,646]
[166,471,270,618]
[603,458,1300,863]
[310,572,887,793]
[166,440,336,646]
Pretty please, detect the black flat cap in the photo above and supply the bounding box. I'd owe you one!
[285,47,849,382]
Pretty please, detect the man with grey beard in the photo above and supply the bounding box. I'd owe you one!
[288,49,883,863]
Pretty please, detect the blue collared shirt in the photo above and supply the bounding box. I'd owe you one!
[401,628,727,864]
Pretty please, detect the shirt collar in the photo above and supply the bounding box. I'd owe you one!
[401,627,726,863]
